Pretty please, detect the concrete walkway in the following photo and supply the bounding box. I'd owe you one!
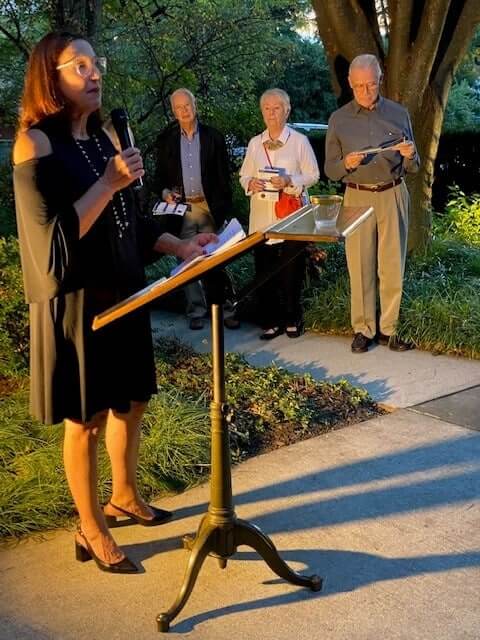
[1,315,479,640]
[152,310,480,408]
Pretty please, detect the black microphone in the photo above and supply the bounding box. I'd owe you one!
[110,107,143,189]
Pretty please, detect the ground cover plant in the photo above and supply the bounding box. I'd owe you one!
[0,336,380,540]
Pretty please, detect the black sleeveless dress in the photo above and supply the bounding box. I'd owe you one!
[13,117,168,424]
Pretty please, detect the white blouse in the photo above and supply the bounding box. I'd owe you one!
[239,125,319,234]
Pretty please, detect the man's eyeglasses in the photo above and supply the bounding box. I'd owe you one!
[351,82,379,92]
[56,56,107,78]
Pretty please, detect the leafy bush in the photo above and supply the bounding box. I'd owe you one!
[0,237,29,380]
[304,237,480,358]
[0,163,16,238]
[155,338,379,462]
[434,186,480,246]
[308,179,343,197]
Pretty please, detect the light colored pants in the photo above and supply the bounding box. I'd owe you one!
[344,181,409,338]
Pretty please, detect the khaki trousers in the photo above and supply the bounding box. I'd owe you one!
[344,181,409,338]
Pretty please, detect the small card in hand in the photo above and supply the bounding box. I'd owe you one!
[152,201,188,216]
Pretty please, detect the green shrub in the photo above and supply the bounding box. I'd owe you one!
[308,179,343,196]
[304,237,480,358]
[0,163,16,238]
[0,237,29,379]
[435,186,480,246]
[154,338,379,462]
[0,388,209,539]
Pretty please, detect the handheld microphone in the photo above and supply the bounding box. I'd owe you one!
[110,107,144,189]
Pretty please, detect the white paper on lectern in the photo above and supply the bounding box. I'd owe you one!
[170,218,246,277]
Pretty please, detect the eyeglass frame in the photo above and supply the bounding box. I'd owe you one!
[350,81,380,92]
[56,55,107,78]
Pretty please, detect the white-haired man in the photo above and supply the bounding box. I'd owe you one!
[154,88,238,330]
[325,54,420,353]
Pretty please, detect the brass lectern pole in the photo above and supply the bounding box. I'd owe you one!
[156,302,322,633]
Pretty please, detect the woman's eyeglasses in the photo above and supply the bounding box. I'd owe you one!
[56,56,107,78]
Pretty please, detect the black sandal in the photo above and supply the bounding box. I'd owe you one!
[285,322,304,339]
[260,326,284,340]
[104,502,173,528]
[75,528,138,574]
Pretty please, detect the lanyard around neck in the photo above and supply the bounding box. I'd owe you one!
[263,131,290,168]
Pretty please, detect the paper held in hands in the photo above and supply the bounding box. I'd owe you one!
[354,139,407,155]
[170,218,246,277]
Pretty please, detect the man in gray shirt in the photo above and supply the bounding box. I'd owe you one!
[325,54,420,353]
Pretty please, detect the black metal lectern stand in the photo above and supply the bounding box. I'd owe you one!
[93,203,374,630]
[156,298,322,632]
[92,229,324,632]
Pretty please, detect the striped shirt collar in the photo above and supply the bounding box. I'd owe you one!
[180,119,199,139]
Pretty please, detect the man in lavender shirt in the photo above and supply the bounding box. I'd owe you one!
[154,89,238,330]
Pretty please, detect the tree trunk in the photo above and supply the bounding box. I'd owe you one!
[405,85,449,250]
[53,0,102,43]
[312,0,480,251]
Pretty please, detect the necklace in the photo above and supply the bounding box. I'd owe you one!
[74,134,130,238]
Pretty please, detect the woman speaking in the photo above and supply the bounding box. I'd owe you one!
[13,32,215,573]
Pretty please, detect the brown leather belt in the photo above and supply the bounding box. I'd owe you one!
[346,177,403,192]
[185,195,206,203]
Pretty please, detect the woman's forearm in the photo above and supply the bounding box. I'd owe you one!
[153,232,183,257]
[74,179,115,238]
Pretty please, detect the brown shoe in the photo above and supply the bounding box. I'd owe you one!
[375,332,390,346]
[351,333,372,353]
[389,336,415,351]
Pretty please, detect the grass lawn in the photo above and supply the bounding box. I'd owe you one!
[0,338,382,540]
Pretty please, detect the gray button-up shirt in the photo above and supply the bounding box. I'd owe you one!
[180,121,205,198]
[325,97,420,184]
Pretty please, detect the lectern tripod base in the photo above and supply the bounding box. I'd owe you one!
[156,302,322,632]
[157,514,322,632]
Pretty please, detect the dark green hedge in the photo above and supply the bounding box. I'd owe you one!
[306,128,480,210]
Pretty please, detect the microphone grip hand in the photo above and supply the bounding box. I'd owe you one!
[100,148,145,193]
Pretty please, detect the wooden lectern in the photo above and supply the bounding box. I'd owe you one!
[93,204,373,632]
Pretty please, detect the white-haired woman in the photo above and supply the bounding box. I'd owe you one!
[239,89,319,339]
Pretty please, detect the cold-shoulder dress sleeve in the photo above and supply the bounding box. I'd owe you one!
[136,213,183,265]
[13,154,80,302]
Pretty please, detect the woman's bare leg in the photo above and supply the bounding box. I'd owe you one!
[104,401,154,519]
[64,412,125,563]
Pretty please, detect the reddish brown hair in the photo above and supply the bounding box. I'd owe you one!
[18,31,87,132]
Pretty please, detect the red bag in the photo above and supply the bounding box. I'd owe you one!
[262,142,302,219]
[275,191,302,219]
